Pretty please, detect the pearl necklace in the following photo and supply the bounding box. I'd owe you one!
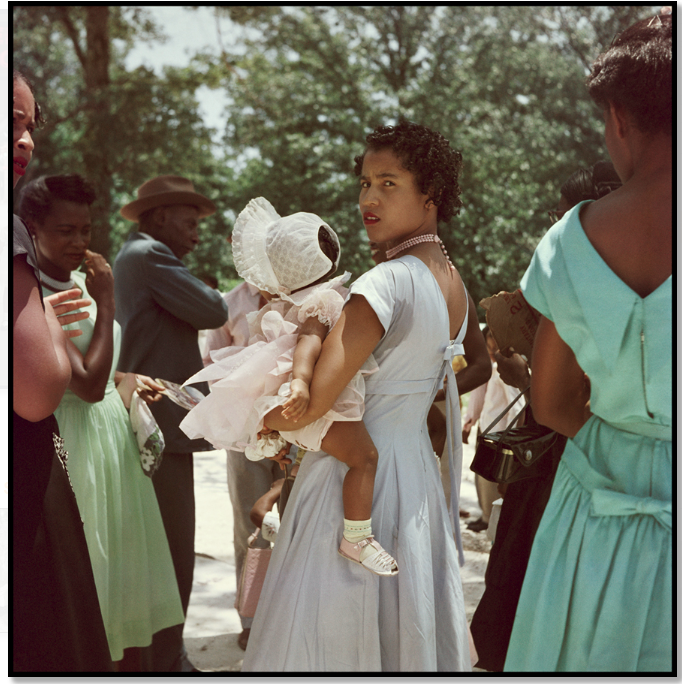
[40,270,75,292]
[385,234,455,271]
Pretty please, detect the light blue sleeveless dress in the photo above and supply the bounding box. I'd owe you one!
[242,256,472,672]
[48,271,184,661]
[504,202,672,672]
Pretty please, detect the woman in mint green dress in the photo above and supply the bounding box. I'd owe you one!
[18,175,185,667]
[504,14,672,672]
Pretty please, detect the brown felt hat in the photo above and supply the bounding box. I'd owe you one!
[120,175,216,221]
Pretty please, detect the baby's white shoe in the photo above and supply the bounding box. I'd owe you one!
[245,433,288,461]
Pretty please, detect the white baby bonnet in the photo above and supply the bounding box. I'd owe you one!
[232,197,341,297]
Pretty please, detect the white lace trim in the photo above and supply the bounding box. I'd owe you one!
[297,289,345,328]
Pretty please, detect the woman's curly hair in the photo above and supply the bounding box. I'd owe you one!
[353,119,463,223]
[586,14,671,136]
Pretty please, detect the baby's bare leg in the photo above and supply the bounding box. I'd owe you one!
[322,421,398,576]
[320,421,378,521]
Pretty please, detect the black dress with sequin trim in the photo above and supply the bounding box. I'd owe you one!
[12,215,113,672]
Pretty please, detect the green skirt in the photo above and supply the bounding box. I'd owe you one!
[55,384,184,661]
[504,415,672,672]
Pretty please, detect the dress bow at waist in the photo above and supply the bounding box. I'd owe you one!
[562,438,671,533]
[444,340,465,360]
[590,489,672,532]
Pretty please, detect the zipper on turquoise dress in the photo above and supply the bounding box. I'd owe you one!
[640,326,654,419]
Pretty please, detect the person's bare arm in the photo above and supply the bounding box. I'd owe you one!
[65,251,115,403]
[530,315,591,437]
[114,372,165,409]
[462,382,486,443]
[281,316,328,421]
[66,317,115,403]
[453,293,492,395]
[13,259,72,421]
[265,294,384,432]
[427,403,447,456]
[250,479,284,528]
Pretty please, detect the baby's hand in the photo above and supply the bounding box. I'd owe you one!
[281,379,310,422]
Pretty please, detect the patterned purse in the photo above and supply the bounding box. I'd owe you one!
[129,392,165,477]
[235,529,271,618]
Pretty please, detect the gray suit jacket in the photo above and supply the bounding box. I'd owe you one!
[114,232,228,453]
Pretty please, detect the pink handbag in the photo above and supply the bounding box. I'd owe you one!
[235,529,271,618]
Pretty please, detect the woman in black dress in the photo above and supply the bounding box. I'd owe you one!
[13,69,113,672]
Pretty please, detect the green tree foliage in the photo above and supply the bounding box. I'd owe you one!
[203,5,656,311]
[14,6,659,306]
[13,6,235,286]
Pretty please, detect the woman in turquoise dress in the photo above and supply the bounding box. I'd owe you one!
[17,174,185,668]
[504,14,672,672]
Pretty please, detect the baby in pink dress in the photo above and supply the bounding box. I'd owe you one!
[181,198,398,576]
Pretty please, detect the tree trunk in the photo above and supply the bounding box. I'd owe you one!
[83,6,113,260]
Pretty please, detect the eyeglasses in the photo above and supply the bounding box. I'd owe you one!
[547,210,564,224]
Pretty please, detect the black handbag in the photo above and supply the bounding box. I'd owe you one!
[470,389,567,485]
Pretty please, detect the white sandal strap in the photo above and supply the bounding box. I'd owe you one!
[358,537,397,571]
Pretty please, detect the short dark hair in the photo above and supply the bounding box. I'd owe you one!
[353,120,463,223]
[586,14,672,136]
[18,174,97,225]
[13,69,46,128]
[560,160,621,207]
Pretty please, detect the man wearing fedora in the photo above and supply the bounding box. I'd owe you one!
[114,175,228,672]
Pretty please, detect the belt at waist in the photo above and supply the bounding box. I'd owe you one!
[364,376,438,396]
[604,419,671,441]
[562,443,671,532]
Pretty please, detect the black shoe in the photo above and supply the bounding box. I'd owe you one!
[467,517,488,533]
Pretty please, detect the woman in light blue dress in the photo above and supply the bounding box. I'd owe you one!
[504,14,672,672]
[242,121,475,671]
[18,174,185,667]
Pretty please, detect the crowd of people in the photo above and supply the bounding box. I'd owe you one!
[12,11,671,674]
